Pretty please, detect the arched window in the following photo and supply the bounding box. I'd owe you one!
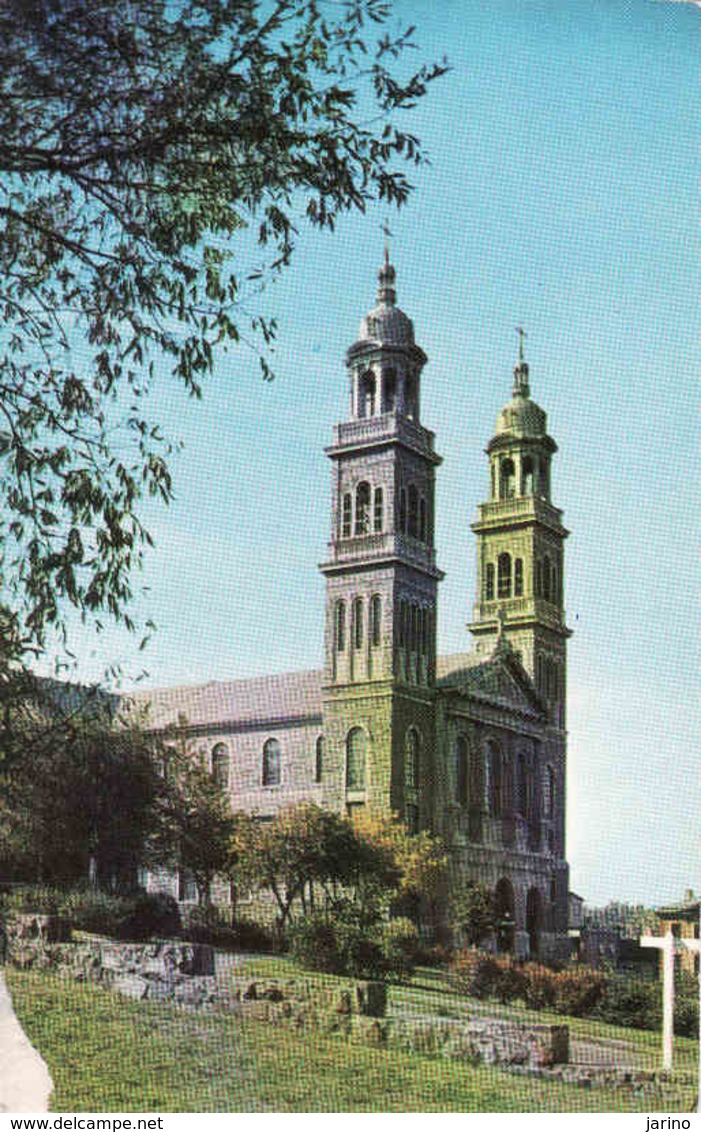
[373,487,383,533]
[406,375,417,420]
[522,457,534,496]
[456,735,468,804]
[542,555,551,601]
[211,743,229,789]
[315,735,324,784]
[419,496,427,542]
[514,558,523,597]
[355,482,371,535]
[421,606,430,655]
[342,493,352,539]
[498,552,512,598]
[370,594,382,648]
[359,371,375,417]
[485,563,495,601]
[490,463,496,500]
[352,597,364,649]
[517,752,529,817]
[488,743,502,817]
[262,739,281,787]
[535,558,542,598]
[398,487,407,534]
[382,369,396,412]
[540,459,550,498]
[500,458,516,499]
[398,599,407,648]
[335,600,346,652]
[408,484,419,537]
[535,653,544,692]
[551,560,558,604]
[405,728,420,789]
[543,764,555,819]
[346,728,367,790]
[410,604,419,653]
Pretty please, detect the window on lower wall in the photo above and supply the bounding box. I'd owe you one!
[346,727,367,790]
[262,738,281,786]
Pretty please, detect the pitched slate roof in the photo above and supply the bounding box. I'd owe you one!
[126,668,323,731]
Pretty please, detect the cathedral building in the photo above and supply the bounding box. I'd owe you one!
[139,255,572,960]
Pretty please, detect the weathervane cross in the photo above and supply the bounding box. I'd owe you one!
[515,325,527,362]
[381,219,393,264]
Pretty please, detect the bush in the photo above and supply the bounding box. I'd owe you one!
[230,916,276,953]
[593,975,660,1032]
[522,964,557,1010]
[450,948,504,1000]
[115,891,181,941]
[61,889,132,936]
[495,960,528,1004]
[550,969,607,1017]
[380,917,420,982]
[289,913,418,980]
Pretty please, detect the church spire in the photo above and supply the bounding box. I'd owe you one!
[513,325,530,398]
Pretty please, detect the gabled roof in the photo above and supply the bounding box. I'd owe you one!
[437,643,547,721]
[125,668,323,732]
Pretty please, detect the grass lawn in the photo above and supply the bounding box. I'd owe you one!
[6,965,697,1113]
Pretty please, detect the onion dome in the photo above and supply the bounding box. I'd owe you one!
[356,252,415,347]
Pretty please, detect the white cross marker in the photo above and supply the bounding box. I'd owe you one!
[641,929,677,1071]
[676,924,701,1113]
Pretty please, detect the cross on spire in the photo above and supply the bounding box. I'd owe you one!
[515,325,527,363]
[381,219,393,266]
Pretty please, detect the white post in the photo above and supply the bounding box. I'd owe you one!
[641,930,676,1071]
[676,918,700,1114]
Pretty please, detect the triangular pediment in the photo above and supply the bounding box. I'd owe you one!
[437,646,547,721]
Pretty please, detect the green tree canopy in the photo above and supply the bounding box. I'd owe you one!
[0,0,445,653]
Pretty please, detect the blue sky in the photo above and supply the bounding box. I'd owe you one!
[53,0,699,907]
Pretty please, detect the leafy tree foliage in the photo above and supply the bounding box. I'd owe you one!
[0,681,160,887]
[149,729,236,904]
[0,0,445,651]
[448,879,495,946]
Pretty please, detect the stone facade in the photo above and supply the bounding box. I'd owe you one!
[136,258,572,960]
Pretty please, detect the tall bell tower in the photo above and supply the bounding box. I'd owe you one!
[319,254,443,828]
[469,338,572,729]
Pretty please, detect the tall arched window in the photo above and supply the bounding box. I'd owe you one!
[551,560,558,604]
[405,728,420,789]
[398,487,407,534]
[373,487,383,533]
[355,482,371,535]
[370,594,382,648]
[419,497,427,542]
[543,764,555,819]
[485,563,495,601]
[517,752,529,817]
[522,457,534,496]
[500,458,516,499]
[359,371,375,417]
[456,735,468,804]
[514,558,524,597]
[352,597,363,649]
[342,493,352,538]
[335,600,346,652]
[488,743,502,817]
[398,599,407,648]
[211,743,229,788]
[405,375,417,420]
[535,558,542,598]
[498,552,512,598]
[346,728,367,790]
[542,555,551,601]
[408,484,419,537]
[262,739,281,787]
[382,369,396,412]
[539,459,550,498]
[315,735,325,784]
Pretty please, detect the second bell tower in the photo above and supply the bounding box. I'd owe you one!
[319,255,443,828]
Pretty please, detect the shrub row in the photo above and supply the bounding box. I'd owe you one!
[0,885,181,941]
[450,949,699,1037]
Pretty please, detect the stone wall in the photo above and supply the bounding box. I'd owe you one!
[4,919,569,1072]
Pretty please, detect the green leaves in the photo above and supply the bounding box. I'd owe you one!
[0,0,446,652]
